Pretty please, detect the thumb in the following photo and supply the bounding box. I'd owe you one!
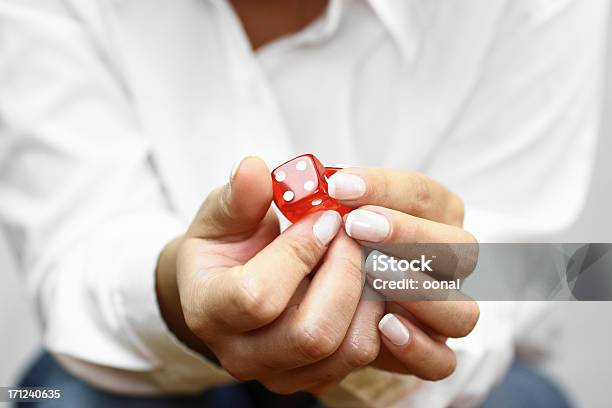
[188,156,273,239]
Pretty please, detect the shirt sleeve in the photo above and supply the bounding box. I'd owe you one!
[0,0,233,394]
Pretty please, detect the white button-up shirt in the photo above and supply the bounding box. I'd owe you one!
[0,0,608,406]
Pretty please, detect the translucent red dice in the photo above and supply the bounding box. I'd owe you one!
[271,154,351,223]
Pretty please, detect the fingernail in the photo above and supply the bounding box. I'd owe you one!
[378,313,410,346]
[313,211,342,246]
[229,155,251,185]
[345,209,390,242]
[365,250,405,281]
[328,173,366,200]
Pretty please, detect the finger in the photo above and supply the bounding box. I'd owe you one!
[182,207,280,274]
[220,231,366,378]
[384,301,448,343]
[348,206,480,338]
[199,210,343,333]
[259,290,385,393]
[188,156,273,240]
[371,304,446,374]
[364,261,479,338]
[328,167,464,226]
[377,313,457,381]
[346,205,479,280]
[398,299,480,339]
[371,344,412,374]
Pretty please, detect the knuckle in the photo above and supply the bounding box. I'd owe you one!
[344,338,380,368]
[340,253,364,281]
[334,254,365,291]
[374,171,392,201]
[282,235,321,272]
[449,301,480,337]
[293,323,342,362]
[412,174,433,214]
[231,281,282,326]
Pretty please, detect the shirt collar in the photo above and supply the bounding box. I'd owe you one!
[367,0,434,63]
[314,0,432,63]
[212,0,430,63]
[289,0,344,46]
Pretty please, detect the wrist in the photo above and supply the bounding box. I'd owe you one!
[156,235,218,363]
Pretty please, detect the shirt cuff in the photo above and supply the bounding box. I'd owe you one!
[116,212,234,393]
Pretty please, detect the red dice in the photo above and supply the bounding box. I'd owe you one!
[271,154,351,223]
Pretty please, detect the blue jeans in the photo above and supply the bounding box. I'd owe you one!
[481,360,573,408]
[17,352,571,407]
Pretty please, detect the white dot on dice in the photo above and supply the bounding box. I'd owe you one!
[296,160,307,171]
[283,190,294,202]
[311,198,322,206]
[303,180,315,191]
[274,171,286,182]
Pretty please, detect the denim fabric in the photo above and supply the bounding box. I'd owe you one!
[17,352,571,408]
[482,360,573,408]
[16,352,318,408]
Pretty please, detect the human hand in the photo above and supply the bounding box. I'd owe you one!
[328,167,480,380]
[156,157,385,394]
